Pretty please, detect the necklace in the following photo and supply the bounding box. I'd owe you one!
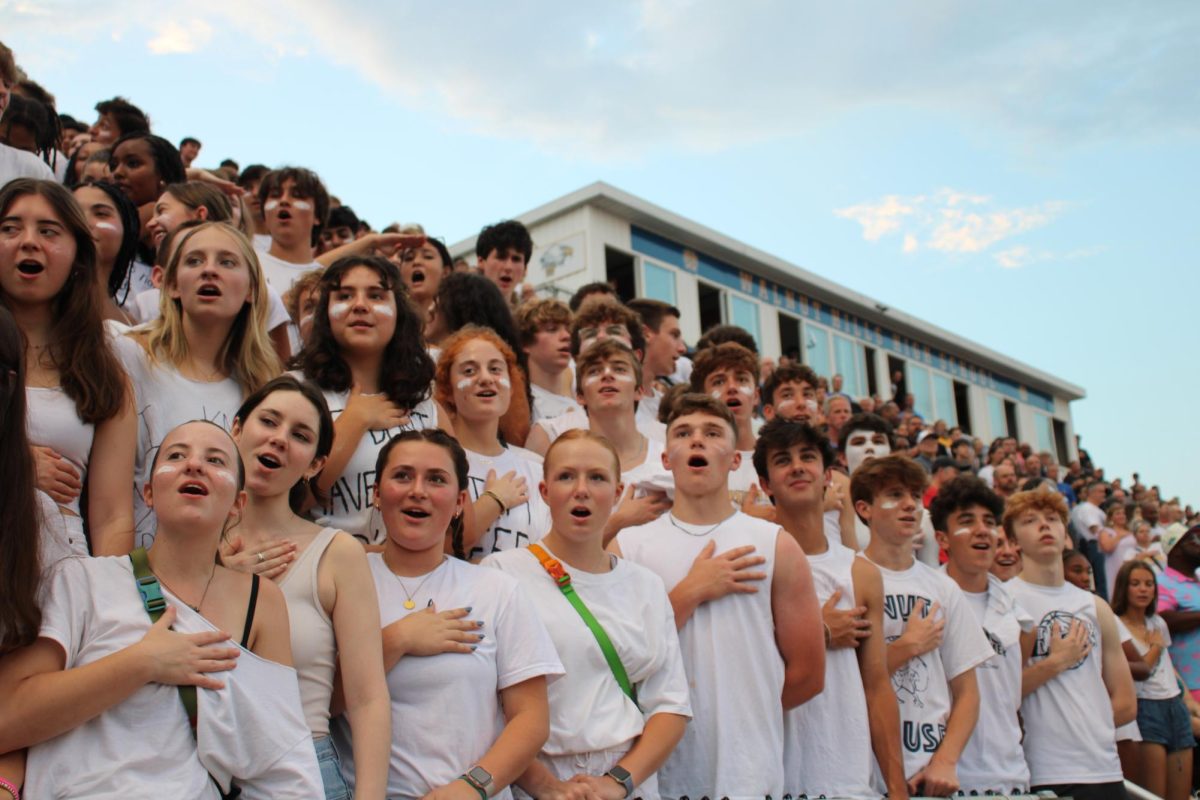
[668,511,734,538]
[157,565,217,613]
[390,558,444,609]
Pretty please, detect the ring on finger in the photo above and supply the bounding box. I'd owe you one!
[257,552,265,564]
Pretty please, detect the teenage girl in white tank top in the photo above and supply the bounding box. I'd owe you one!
[226,375,390,800]
[0,179,136,556]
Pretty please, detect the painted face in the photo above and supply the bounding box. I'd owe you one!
[449,338,513,423]
[576,320,632,354]
[264,178,317,248]
[703,366,758,421]
[767,380,818,423]
[477,246,526,299]
[232,389,323,497]
[664,411,739,495]
[541,439,622,543]
[763,442,828,509]
[844,428,891,474]
[147,191,200,249]
[73,185,124,270]
[525,321,572,372]
[89,112,120,146]
[295,284,320,346]
[375,440,466,553]
[168,227,253,322]
[991,534,1022,581]
[857,483,923,546]
[146,421,243,529]
[644,315,685,376]
[0,193,78,306]
[327,265,398,355]
[578,353,640,411]
[320,225,355,253]
[398,243,446,303]
[1010,506,1067,562]
[939,504,1001,575]
[109,138,162,207]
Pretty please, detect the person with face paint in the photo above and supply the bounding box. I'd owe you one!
[114,221,282,548]
[255,167,329,295]
[855,455,993,797]
[761,363,823,426]
[393,236,451,328]
[334,429,561,798]
[1006,488,1137,800]
[753,419,908,800]
[611,394,823,800]
[298,256,451,546]
[227,376,391,800]
[0,179,137,557]
[689,342,765,511]
[825,412,897,552]
[485,430,691,800]
[435,326,549,561]
[71,180,139,324]
[0,420,322,798]
[931,476,1033,795]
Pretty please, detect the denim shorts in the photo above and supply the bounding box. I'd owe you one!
[315,736,351,800]
[1137,695,1197,752]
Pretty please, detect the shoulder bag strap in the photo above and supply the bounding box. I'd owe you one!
[526,544,637,705]
[129,547,198,730]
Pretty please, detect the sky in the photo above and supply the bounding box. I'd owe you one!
[7,1,1199,502]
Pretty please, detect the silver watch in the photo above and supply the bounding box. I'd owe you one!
[466,765,494,794]
[605,765,634,798]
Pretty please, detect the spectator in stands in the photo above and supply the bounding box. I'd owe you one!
[913,430,939,473]
[826,394,853,451]
[992,527,1023,582]
[516,298,578,422]
[177,136,200,168]
[993,461,1019,501]
[567,280,617,312]
[319,205,359,255]
[255,166,329,294]
[475,219,532,306]
[1158,527,1200,704]
[925,457,960,508]
[1074,480,1111,597]
[625,298,686,423]
[690,342,763,507]
[89,96,149,145]
[394,234,451,326]
[761,362,822,425]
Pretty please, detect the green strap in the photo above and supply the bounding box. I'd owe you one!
[129,548,199,731]
[527,544,638,705]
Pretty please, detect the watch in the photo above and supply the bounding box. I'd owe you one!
[605,765,634,798]
[465,765,494,795]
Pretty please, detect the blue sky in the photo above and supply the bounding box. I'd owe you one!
[8,1,1198,502]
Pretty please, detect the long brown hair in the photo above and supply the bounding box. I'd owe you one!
[0,305,44,653]
[0,179,127,423]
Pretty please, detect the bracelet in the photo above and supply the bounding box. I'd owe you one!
[0,776,19,800]
[482,490,508,515]
[458,776,487,800]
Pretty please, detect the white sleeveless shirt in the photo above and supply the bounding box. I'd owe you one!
[616,511,784,800]
[278,527,340,738]
[26,386,94,520]
[786,542,877,799]
[1008,578,1123,786]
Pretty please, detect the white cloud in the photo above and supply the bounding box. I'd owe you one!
[837,188,1071,264]
[146,19,213,55]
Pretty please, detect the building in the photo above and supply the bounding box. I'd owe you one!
[452,181,1084,463]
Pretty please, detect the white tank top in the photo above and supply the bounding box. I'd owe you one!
[26,386,94,518]
[278,527,339,738]
[1008,578,1123,786]
[616,511,784,800]
[785,542,876,799]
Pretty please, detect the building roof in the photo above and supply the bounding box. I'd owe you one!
[451,181,1085,402]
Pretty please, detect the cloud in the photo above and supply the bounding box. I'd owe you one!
[146,19,213,55]
[5,1,1199,159]
[837,188,1069,262]
[994,244,1105,269]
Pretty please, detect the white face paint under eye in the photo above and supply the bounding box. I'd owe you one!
[455,378,474,391]
[210,467,237,485]
[299,313,314,328]
[737,384,755,397]
[154,464,178,477]
[291,200,313,211]
[264,199,279,211]
[370,303,395,318]
[952,527,973,538]
[497,377,511,389]
[880,500,899,509]
[93,221,120,232]
[329,302,351,319]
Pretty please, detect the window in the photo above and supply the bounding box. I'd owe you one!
[728,294,761,350]
[833,334,862,398]
[931,372,956,427]
[908,363,932,419]
[804,323,831,378]
[642,260,676,304]
[1035,413,1055,453]
[987,395,1007,438]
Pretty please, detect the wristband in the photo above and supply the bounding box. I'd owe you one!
[458,776,487,800]
[482,490,508,515]
[0,777,19,800]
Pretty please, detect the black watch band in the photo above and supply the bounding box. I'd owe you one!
[605,765,634,798]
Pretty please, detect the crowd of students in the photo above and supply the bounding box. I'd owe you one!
[2,39,1200,800]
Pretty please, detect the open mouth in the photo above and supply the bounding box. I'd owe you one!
[725,397,742,409]
[179,481,209,496]
[570,506,592,519]
[277,209,292,221]
[401,507,430,520]
[197,284,222,297]
[257,454,281,470]
[970,541,993,551]
[476,389,497,398]
[16,260,44,276]
[410,269,425,285]
[687,455,709,468]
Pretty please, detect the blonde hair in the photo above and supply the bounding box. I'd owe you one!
[544,428,621,481]
[133,221,281,395]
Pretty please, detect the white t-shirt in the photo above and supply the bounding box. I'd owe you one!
[616,511,785,800]
[871,558,993,781]
[464,444,551,561]
[785,542,876,800]
[621,436,675,499]
[1130,615,1181,701]
[1071,501,1106,543]
[311,385,438,545]
[37,491,75,570]
[256,250,321,295]
[977,464,995,488]
[530,383,579,423]
[483,545,691,758]
[26,556,321,799]
[114,334,244,548]
[1008,578,1123,786]
[953,573,1033,793]
[536,408,666,445]
[638,386,662,426]
[333,554,563,800]
[0,142,55,183]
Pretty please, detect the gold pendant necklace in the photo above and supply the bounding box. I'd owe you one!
[392,561,442,609]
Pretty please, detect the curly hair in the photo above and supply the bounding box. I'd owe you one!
[929,475,1004,534]
[689,341,760,391]
[434,325,531,447]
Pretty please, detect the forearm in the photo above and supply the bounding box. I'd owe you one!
[1161,610,1200,634]
[87,513,134,557]
[614,712,687,787]
[865,677,908,798]
[934,684,978,765]
[667,580,703,630]
[344,692,391,800]
[514,758,561,797]
[318,413,369,493]
[465,496,503,553]
[476,707,548,794]
[1021,657,1066,696]
[839,505,859,551]
[0,750,24,797]
[886,639,921,675]
[782,651,824,709]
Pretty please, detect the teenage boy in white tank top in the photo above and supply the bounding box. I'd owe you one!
[931,476,1033,794]
[754,419,908,800]
[1005,488,1137,800]
[611,394,824,800]
[854,454,993,797]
